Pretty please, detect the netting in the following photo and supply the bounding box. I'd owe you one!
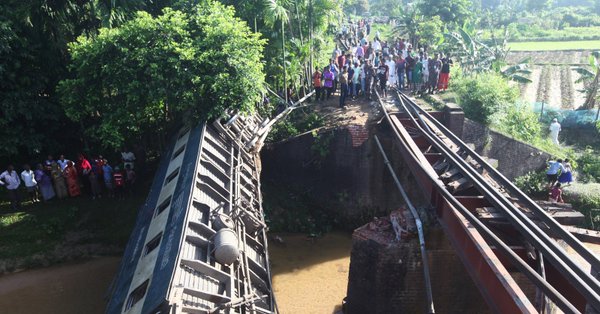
[532,102,599,128]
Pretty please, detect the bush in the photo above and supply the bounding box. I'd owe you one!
[267,110,325,142]
[453,72,519,126]
[563,183,600,230]
[494,101,541,142]
[514,171,547,198]
[577,147,600,183]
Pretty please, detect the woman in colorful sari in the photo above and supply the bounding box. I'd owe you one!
[64,161,81,197]
[35,164,55,201]
[51,161,68,199]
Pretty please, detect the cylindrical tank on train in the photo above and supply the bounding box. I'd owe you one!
[214,228,239,265]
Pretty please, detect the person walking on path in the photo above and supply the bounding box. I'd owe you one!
[352,62,361,99]
[549,118,561,145]
[323,66,334,100]
[339,66,349,108]
[558,159,573,185]
[35,164,55,201]
[364,59,376,100]
[549,183,564,203]
[546,158,565,189]
[386,55,397,88]
[21,164,40,203]
[0,165,21,210]
[312,66,323,102]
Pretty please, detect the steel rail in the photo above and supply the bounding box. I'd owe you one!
[395,91,600,311]
[374,135,436,314]
[397,92,600,294]
[374,90,579,313]
[400,91,600,272]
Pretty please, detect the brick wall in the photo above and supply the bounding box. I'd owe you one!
[461,118,551,180]
[346,225,490,313]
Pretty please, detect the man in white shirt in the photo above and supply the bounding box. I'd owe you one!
[372,39,382,52]
[549,118,561,145]
[121,148,136,170]
[21,164,40,203]
[0,164,21,210]
[57,154,70,171]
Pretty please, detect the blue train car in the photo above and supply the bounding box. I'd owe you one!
[106,115,276,314]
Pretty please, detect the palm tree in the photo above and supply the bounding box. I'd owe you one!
[264,0,290,103]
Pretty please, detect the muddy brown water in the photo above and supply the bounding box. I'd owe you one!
[0,232,352,314]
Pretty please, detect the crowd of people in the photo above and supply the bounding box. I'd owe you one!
[0,150,138,211]
[313,18,453,108]
[545,158,573,203]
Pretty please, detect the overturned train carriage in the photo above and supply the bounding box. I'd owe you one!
[106,113,276,314]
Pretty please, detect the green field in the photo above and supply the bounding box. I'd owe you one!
[508,40,600,51]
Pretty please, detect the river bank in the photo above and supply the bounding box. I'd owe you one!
[0,232,352,314]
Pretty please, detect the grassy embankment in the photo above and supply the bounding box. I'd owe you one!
[0,183,148,273]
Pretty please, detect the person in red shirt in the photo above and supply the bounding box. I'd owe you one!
[77,153,92,195]
[113,166,125,199]
[312,66,323,102]
[549,183,564,203]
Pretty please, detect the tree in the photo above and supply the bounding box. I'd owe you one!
[0,0,96,161]
[417,0,474,26]
[58,2,266,150]
[344,0,369,15]
[525,0,552,12]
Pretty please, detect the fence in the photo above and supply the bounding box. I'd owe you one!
[533,102,599,128]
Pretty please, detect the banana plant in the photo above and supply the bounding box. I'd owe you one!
[574,51,600,110]
[500,58,532,83]
[443,22,499,74]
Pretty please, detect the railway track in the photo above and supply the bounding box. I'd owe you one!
[375,88,600,313]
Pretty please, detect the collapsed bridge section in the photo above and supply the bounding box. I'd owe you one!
[374,89,600,313]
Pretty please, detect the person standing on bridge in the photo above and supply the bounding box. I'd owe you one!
[396,55,406,90]
[405,51,415,88]
[549,118,561,145]
[438,55,453,91]
[428,53,442,94]
[364,59,376,100]
[323,66,334,100]
[377,56,390,97]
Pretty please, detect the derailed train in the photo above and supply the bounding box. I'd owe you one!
[106,114,276,314]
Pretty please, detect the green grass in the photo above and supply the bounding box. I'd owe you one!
[508,40,600,51]
[0,182,148,271]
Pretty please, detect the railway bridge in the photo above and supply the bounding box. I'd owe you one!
[105,90,600,314]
